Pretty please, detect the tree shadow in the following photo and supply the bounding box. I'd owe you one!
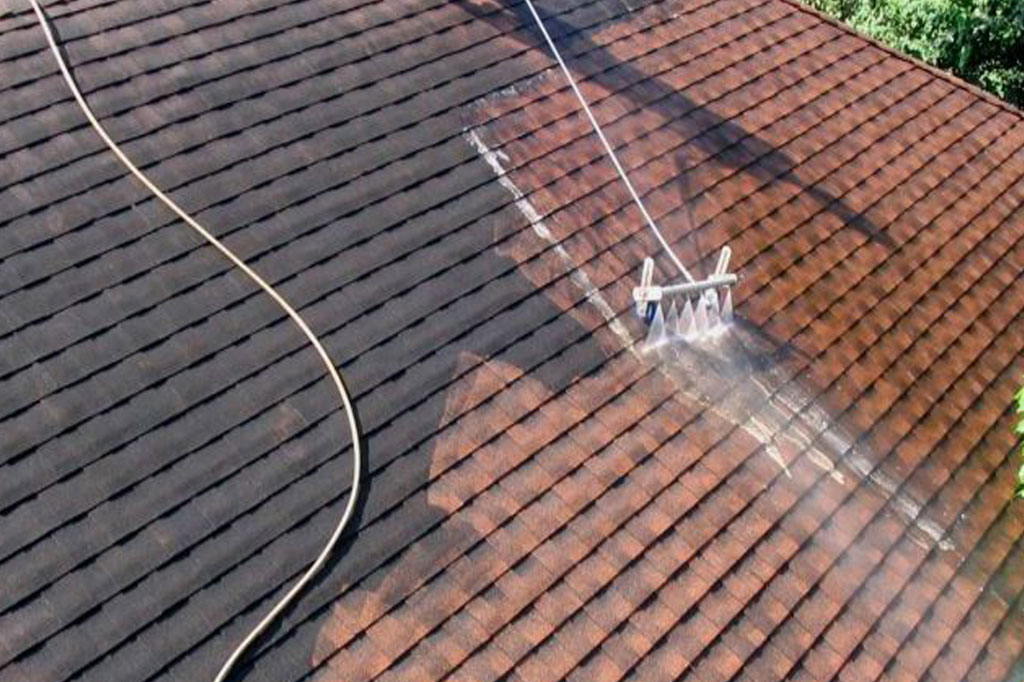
[223,1,905,676]
[455,0,896,251]
[228,181,630,682]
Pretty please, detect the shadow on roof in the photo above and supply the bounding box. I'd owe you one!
[454,0,897,251]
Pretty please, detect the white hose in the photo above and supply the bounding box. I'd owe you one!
[27,2,363,680]
[521,0,695,282]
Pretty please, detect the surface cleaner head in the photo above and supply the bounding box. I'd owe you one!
[633,248,736,350]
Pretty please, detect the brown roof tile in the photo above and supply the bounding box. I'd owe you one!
[3,0,1024,679]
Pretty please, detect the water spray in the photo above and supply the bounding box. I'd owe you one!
[634,246,737,349]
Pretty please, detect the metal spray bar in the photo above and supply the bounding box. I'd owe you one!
[633,247,736,348]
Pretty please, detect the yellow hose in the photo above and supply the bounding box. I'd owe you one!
[27,2,363,679]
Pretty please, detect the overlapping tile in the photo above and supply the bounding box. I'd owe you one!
[2,0,1023,680]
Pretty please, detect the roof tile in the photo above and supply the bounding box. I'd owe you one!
[4,0,1024,679]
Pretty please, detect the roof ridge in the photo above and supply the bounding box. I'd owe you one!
[779,0,1024,119]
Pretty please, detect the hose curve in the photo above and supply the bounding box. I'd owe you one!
[27,2,363,680]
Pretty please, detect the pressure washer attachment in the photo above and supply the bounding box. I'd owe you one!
[634,246,737,349]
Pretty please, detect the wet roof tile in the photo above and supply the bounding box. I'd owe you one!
[2,0,1024,680]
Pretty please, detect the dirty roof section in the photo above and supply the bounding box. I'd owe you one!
[2,0,1024,680]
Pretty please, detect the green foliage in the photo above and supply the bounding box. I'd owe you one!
[803,0,1024,108]
[805,0,1024,492]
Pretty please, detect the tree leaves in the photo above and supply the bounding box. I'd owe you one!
[804,0,1024,107]
[804,0,1024,498]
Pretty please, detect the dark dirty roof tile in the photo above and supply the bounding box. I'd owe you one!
[3,0,1024,679]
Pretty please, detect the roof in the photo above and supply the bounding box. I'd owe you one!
[1,0,1023,680]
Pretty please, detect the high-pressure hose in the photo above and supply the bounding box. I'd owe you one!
[29,0,693,676]
[521,0,695,283]
[27,2,363,680]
